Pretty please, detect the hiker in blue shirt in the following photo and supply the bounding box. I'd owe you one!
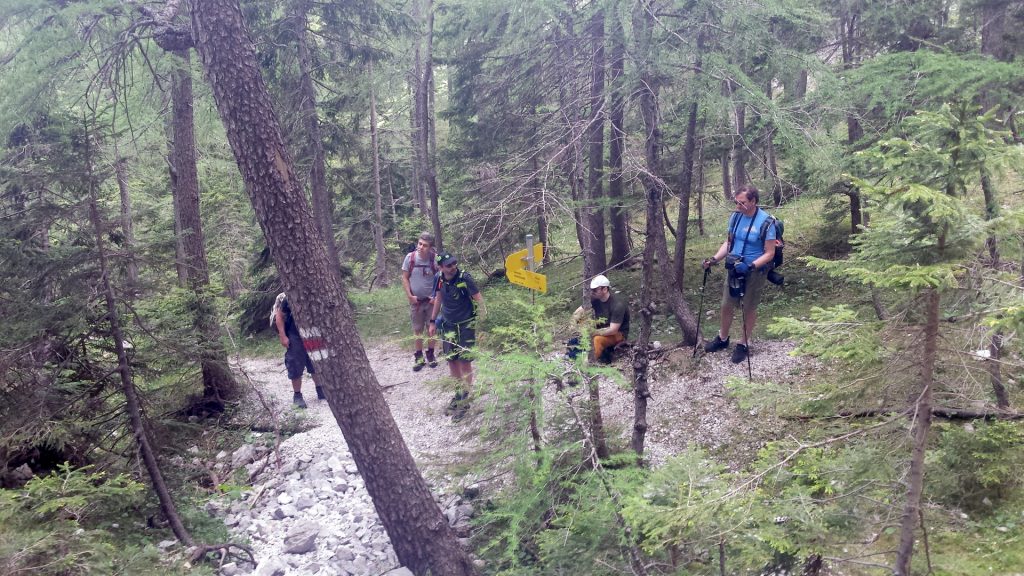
[702,185,777,364]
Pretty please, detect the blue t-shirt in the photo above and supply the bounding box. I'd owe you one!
[728,209,776,262]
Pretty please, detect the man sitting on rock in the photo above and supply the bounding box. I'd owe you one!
[572,274,630,364]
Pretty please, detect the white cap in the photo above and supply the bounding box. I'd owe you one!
[590,274,610,289]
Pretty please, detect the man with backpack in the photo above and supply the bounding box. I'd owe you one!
[402,232,439,371]
[702,185,779,364]
[428,252,485,420]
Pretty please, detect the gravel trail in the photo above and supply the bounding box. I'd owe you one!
[210,338,807,575]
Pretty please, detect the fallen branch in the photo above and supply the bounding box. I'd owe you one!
[782,407,1024,421]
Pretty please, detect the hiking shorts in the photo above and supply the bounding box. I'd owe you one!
[284,337,315,380]
[409,298,433,333]
[722,268,768,310]
[440,321,476,362]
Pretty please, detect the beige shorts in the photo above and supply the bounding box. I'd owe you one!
[410,299,432,333]
[722,269,768,310]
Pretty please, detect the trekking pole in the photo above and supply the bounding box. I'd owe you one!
[692,266,711,358]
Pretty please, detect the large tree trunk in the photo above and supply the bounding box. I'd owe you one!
[409,0,427,217]
[294,1,340,269]
[369,58,389,287]
[585,9,607,273]
[671,34,703,291]
[170,49,237,404]
[672,98,698,291]
[422,0,443,251]
[894,288,939,576]
[86,145,193,548]
[634,0,699,345]
[559,7,596,298]
[188,3,475,573]
[842,13,865,232]
[607,16,630,266]
[631,184,658,462]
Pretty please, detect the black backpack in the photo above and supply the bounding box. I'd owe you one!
[728,208,785,270]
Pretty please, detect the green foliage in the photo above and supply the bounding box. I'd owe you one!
[0,465,194,575]
[770,305,883,364]
[21,463,145,522]
[928,421,1024,512]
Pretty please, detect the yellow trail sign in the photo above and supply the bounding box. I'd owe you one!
[504,244,544,272]
[507,268,547,293]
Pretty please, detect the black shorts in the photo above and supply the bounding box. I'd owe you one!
[440,321,476,362]
[284,338,315,380]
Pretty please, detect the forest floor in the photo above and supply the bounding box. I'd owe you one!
[219,337,815,575]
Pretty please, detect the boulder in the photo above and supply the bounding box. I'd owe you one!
[283,521,321,554]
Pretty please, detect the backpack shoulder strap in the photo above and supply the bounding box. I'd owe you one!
[727,212,741,251]
[758,211,774,242]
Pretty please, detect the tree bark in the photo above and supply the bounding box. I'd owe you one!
[369,58,389,287]
[894,288,939,576]
[631,196,657,462]
[293,1,340,269]
[671,31,703,291]
[188,2,475,573]
[634,0,699,345]
[423,0,443,251]
[585,9,607,273]
[559,6,596,299]
[170,49,237,404]
[607,15,630,266]
[409,0,426,216]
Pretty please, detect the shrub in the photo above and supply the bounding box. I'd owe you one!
[927,421,1024,512]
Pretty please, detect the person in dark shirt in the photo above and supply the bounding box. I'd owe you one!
[572,274,630,363]
[271,293,324,408]
[428,252,485,420]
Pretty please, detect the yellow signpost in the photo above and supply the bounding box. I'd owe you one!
[504,243,544,272]
[507,268,547,293]
[505,243,547,293]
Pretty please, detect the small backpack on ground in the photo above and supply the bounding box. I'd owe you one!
[728,208,785,285]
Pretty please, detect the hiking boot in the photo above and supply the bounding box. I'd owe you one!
[449,391,471,422]
[704,335,729,353]
[425,349,438,368]
[413,352,426,372]
[315,385,326,400]
[446,390,468,414]
[293,392,307,409]
[731,343,749,364]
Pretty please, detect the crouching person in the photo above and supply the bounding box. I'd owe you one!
[573,274,630,364]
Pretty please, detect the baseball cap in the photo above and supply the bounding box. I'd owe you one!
[590,274,610,289]
[437,252,458,266]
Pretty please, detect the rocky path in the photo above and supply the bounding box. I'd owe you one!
[209,339,806,575]
[213,346,477,576]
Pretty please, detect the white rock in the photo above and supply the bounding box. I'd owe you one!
[277,493,293,505]
[254,557,287,576]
